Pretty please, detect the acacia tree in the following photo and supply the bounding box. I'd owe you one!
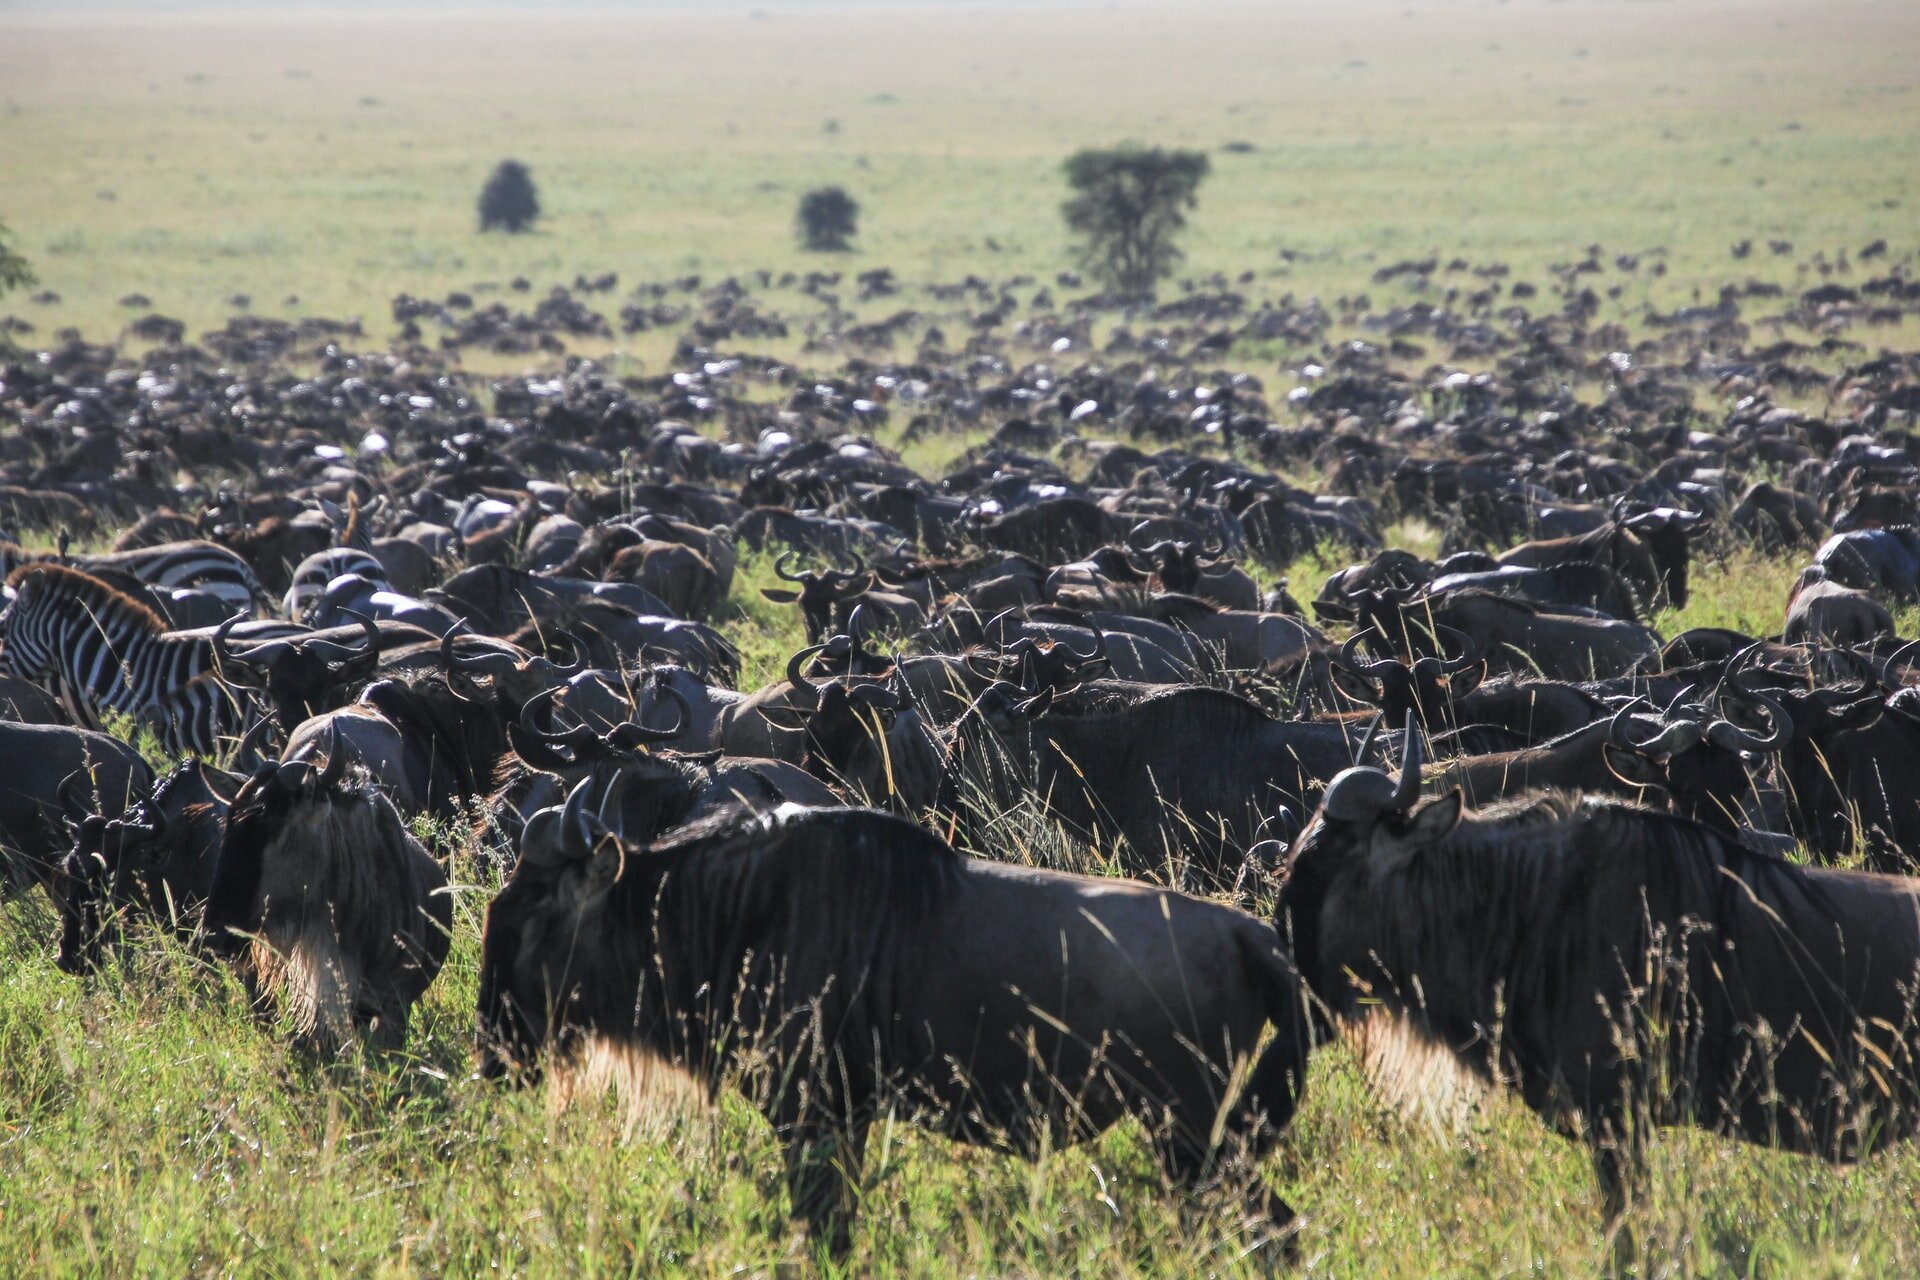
[0,217,34,299]
[1060,145,1210,299]
[478,160,541,234]
[796,186,859,252]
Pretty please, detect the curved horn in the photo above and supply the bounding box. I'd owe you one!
[609,682,692,746]
[515,686,604,753]
[1435,625,1479,674]
[441,626,519,679]
[1883,636,1920,683]
[785,644,827,709]
[774,550,808,583]
[314,721,349,790]
[211,612,267,682]
[308,609,382,672]
[55,770,94,818]
[1609,699,1704,755]
[1392,712,1424,811]
[1707,688,1793,754]
[1124,521,1156,553]
[1336,627,1400,681]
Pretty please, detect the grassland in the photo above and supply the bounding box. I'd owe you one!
[1,0,1916,359]
[5,1,1920,1276]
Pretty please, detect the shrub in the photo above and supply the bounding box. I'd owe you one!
[797,186,859,252]
[478,160,540,234]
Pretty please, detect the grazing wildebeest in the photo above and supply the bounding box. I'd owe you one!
[1279,724,1920,1238]
[201,733,451,1050]
[0,723,155,893]
[52,757,241,972]
[478,799,1308,1258]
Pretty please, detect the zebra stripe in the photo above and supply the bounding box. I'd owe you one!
[0,564,294,757]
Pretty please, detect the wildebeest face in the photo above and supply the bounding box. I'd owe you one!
[477,801,626,1082]
[1279,791,1462,1010]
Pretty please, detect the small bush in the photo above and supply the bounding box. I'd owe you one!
[797,186,859,252]
[0,216,35,299]
[477,160,540,234]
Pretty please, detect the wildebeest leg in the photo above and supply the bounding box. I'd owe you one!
[783,1117,869,1261]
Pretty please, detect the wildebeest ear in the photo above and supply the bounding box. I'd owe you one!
[1602,744,1667,790]
[1375,790,1461,868]
[760,587,801,604]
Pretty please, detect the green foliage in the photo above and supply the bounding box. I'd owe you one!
[477,159,540,235]
[1060,144,1210,299]
[796,185,860,252]
[0,217,33,299]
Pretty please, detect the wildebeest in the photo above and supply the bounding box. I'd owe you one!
[1280,725,1920,1233]
[201,735,451,1050]
[53,757,241,972]
[0,722,155,892]
[478,799,1307,1256]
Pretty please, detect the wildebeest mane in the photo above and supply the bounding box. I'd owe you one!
[362,673,508,800]
[1335,792,1870,1127]
[590,806,966,1087]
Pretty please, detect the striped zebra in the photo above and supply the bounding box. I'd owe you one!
[0,564,298,758]
[0,540,264,617]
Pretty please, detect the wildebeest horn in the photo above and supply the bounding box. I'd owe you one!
[1392,713,1423,811]
[1335,628,1399,681]
[835,550,868,581]
[608,682,692,747]
[1882,636,1920,683]
[211,612,267,683]
[786,644,827,709]
[1706,688,1793,754]
[1124,521,1155,553]
[314,722,349,790]
[307,609,382,672]
[1059,619,1106,664]
[442,625,519,679]
[55,770,94,818]
[1609,699,1703,756]
[1435,625,1479,674]
[774,550,808,583]
[516,687,603,753]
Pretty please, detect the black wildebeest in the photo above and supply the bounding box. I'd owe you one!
[478,798,1308,1257]
[201,734,451,1050]
[1279,725,1920,1236]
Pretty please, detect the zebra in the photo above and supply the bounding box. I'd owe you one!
[283,548,389,621]
[0,564,298,759]
[0,540,264,619]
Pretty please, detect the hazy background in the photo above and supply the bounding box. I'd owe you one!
[1,0,1913,361]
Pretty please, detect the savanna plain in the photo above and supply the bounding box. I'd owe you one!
[2,0,1920,1275]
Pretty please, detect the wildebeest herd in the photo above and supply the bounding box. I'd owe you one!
[4,250,1920,1257]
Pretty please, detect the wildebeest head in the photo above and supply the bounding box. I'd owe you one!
[213,610,383,731]
[1600,676,1790,835]
[198,726,352,958]
[759,550,875,643]
[1279,715,1446,1001]
[1329,625,1483,727]
[440,624,584,714]
[53,757,238,973]
[478,776,625,1082]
